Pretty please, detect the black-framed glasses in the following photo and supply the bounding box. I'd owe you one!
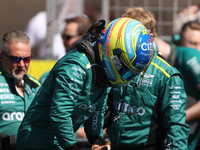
[1,51,32,64]
[62,34,80,41]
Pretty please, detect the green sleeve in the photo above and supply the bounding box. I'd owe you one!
[174,46,200,88]
[159,75,190,149]
[84,85,111,142]
[50,62,86,148]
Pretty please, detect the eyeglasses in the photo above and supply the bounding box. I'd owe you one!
[1,51,32,63]
[62,34,80,41]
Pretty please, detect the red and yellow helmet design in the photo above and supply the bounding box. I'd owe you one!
[98,17,153,85]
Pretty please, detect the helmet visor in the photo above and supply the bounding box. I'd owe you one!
[110,54,140,81]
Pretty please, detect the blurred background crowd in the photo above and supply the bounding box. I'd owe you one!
[1,0,200,61]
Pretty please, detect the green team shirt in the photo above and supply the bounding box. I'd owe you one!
[0,63,40,137]
[169,44,200,100]
[169,45,200,149]
[107,52,190,150]
[17,49,110,150]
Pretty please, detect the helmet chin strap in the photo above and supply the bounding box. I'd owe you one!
[137,48,155,87]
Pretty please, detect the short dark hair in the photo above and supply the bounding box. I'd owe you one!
[122,7,156,39]
[180,21,200,44]
[65,16,92,35]
[181,21,200,34]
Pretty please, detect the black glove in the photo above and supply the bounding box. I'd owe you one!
[0,133,16,150]
[75,19,105,64]
[111,143,119,150]
[75,19,106,90]
[64,143,78,150]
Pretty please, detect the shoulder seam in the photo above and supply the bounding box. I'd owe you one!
[67,52,90,70]
[151,62,171,78]
[29,77,41,86]
[156,56,171,67]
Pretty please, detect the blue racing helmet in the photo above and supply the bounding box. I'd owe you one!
[98,17,154,85]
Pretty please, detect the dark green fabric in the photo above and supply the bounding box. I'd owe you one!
[169,45,200,149]
[0,63,40,137]
[107,53,190,149]
[17,50,110,150]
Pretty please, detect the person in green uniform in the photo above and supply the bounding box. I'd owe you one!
[155,20,200,150]
[16,18,154,150]
[105,7,190,150]
[0,30,41,149]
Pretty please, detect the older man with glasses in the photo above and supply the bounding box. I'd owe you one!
[0,30,40,150]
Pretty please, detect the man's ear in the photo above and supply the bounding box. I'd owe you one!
[150,33,154,40]
[0,51,3,61]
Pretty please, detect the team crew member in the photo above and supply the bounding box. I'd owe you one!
[154,21,200,149]
[168,45,200,149]
[105,7,190,150]
[0,30,40,149]
[106,50,190,149]
[16,18,154,150]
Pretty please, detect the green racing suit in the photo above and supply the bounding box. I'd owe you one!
[17,49,110,150]
[106,52,190,150]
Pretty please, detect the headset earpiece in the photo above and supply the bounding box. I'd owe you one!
[172,33,181,45]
